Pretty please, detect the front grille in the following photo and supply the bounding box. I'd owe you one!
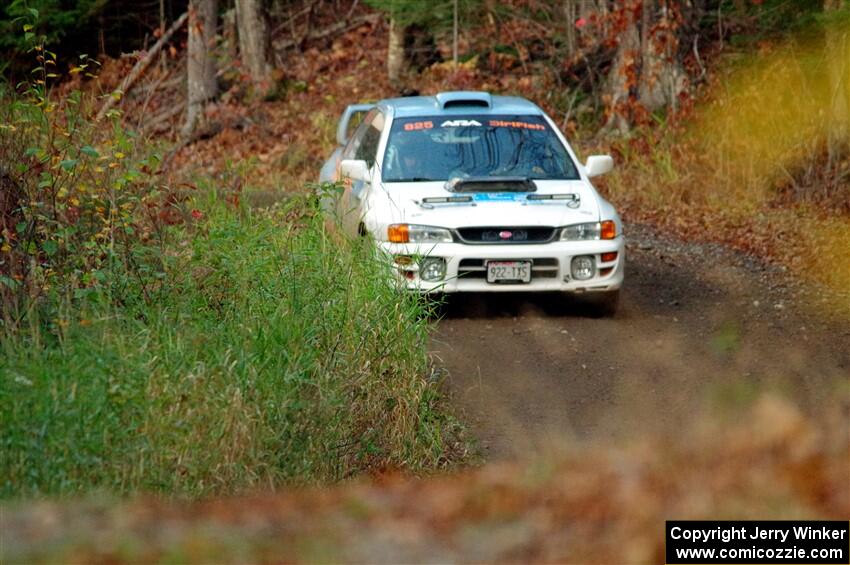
[455,226,557,244]
[458,258,559,279]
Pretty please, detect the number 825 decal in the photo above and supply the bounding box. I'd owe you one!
[403,121,433,131]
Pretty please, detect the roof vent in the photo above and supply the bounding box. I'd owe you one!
[436,91,492,110]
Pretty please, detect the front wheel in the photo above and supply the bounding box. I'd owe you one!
[584,289,620,318]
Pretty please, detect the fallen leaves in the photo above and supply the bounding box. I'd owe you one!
[2,395,846,563]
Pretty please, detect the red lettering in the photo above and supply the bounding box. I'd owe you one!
[488,120,544,130]
[404,121,434,131]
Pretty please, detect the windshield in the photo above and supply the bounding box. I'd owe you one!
[381,114,579,182]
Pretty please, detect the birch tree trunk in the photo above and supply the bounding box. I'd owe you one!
[235,0,272,89]
[387,15,406,84]
[183,0,218,137]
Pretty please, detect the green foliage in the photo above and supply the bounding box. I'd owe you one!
[0,194,460,498]
[0,24,168,338]
[364,0,481,30]
[1,0,108,53]
[720,0,827,42]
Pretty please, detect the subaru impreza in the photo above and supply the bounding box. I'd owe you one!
[319,91,624,315]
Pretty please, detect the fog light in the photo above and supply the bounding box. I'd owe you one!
[420,257,446,282]
[571,255,595,280]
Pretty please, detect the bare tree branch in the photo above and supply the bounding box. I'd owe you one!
[96,11,188,121]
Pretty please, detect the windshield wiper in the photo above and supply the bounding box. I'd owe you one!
[396,177,437,182]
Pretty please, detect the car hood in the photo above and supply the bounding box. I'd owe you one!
[377,180,601,228]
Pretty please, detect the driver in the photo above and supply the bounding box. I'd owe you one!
[390,133,426,180]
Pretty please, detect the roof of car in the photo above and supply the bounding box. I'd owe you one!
[377,91,544,118]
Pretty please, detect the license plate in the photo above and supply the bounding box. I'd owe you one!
[486,261,531,283]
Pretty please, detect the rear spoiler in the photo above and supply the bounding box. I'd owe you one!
[445,177,537,193]
[336,103,375,146]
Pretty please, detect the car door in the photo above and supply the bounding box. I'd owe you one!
[321,105,374,184]
[338,109,384,235]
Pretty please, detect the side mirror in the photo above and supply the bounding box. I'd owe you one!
[339,159,371,183]
[585,155,614,178]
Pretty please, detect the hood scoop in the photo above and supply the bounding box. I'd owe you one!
[445,176,537,193]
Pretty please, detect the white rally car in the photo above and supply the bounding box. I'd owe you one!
[319,91,624,315]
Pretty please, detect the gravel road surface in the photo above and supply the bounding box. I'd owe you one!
[433,223,850,458]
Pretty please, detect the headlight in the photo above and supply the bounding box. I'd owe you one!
[571,255,596,280]
[420,257,447,281]
[560,220,616,241]
[388,224,453,243]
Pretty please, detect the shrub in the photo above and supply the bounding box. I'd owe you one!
[0,24,170,340]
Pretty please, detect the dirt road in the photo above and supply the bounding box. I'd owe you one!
[433,223,850,458]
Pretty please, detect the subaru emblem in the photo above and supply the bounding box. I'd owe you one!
[499,230,513,239]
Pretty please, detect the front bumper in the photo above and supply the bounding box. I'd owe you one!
[378,237,625,293]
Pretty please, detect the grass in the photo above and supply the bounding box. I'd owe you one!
[0,193,462,499]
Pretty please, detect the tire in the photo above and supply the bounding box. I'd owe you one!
[585,289,620,318]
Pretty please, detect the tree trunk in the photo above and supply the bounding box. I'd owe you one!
[564,0,576,58]
[387,15,406,85]
[604,0,688,131]
[222,8,238,65]
[604,11,640,132]
[638,0,686,113]
[235,0,272,90]
[183,0,218,138]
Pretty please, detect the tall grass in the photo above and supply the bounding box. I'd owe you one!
[0,20,460,498]
[1,195,459,498]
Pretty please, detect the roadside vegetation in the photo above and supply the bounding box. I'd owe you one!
[600,27,850,312]
[0,29,461,499]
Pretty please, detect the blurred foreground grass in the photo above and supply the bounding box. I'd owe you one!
[2,394,846,563]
